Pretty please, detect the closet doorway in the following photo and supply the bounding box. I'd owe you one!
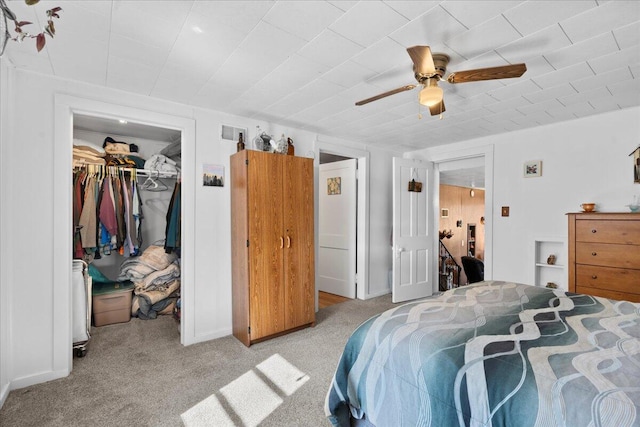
[54,95,196,379]
[73,114,182,331]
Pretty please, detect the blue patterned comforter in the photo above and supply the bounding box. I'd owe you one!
[325,281,640,427]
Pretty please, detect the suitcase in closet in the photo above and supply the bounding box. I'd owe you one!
[72,260,92,357]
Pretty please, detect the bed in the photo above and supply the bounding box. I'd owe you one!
[325,281,640,427]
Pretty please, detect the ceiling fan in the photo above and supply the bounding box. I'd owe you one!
[355,45,527,116]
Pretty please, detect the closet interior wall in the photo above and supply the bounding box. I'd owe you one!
[72,128,179,282]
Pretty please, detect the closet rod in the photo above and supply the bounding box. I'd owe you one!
[74,164,179,179]
[135,168,179,179]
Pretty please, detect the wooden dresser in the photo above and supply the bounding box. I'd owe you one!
[568,212,640,302]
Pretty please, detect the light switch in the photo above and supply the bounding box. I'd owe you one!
[501,206,510,217]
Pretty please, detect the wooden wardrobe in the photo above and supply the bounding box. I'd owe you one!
[230,150,315,346]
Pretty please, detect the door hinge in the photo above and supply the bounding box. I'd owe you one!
[355,273,358,284]
[245,159,249,165]
[246,240,249,247]
[247,326,251,335]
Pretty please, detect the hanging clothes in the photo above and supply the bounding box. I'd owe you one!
[73,169,86,259]
[164,181,181,254]
[72,165,145,258]
[78,175,98,249]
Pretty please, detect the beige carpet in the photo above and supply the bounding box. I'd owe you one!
[0,294,395,426]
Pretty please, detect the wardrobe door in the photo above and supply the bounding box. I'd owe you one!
[248,152,285,339]
[283,156,315,330]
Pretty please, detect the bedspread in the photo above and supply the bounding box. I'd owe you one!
[325,281,640,427]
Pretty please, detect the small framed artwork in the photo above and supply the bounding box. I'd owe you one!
[203,163,224,187]
[523,160,542,178]
[441,208,449,218]
[327,177,341,195]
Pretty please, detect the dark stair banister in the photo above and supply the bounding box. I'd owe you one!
[439,240,461,291]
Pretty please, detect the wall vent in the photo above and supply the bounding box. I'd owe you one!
[220,124,247,142]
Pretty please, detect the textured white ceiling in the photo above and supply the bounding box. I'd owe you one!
[3,0,639,152]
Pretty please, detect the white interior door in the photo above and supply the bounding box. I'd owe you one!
[318,159,357,298]
[392,157,435,303]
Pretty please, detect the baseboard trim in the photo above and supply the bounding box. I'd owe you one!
[362,289,391,300]
[0,381,9,409]
[183,327,232,346]
[9,368,69,391]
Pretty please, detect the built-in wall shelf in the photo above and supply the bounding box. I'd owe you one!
[533,237,566,290]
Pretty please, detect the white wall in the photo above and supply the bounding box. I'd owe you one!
[414,106,640,287]
[0,57,10,407]
[0,66,396,396]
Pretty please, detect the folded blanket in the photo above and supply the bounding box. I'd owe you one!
[133,262,180,292]
[118,245,177,282]
[144,154,179,173]
[132,279,180,319]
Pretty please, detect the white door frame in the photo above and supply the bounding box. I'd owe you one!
[314,140,370,300]
[421,145,494,288]
[54,94,196,378]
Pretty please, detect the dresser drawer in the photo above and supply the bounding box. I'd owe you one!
[576,220,640,244]
[576,265,640,294]
[576,242,640,268]
[575,286,640,303]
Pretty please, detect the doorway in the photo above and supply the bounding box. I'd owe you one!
[318,153,357,300]
[315,141,370,302]
[429,144,494,291]
[54,94,196,379]
[72,113,182,334]
[437,158,485,288]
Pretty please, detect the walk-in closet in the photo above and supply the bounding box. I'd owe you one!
[71,113,182,353]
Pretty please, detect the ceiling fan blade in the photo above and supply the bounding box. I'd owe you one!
[407,45,436,75]
[428,100,445,116]
[355,84,416,106]
[447,63,527,84]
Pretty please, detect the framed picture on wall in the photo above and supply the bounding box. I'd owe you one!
[523,160,542,178]
[203,163,224,187]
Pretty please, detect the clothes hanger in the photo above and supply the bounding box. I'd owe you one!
[141,171,168,192]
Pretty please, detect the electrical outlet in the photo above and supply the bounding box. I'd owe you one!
[501,206,510,217]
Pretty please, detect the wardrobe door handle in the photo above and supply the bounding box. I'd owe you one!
[280,236,284,249]
[591,229,597,233]
[591,275,598,279]
[286,236,291,248]
[591,252,597,256]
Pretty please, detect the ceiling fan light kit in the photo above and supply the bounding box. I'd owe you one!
[356,45,527,118]
[419,79,443,107]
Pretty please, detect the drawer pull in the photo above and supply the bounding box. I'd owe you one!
[591,229,597,233]
[591,275,597,279]
[591,252,597,256]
